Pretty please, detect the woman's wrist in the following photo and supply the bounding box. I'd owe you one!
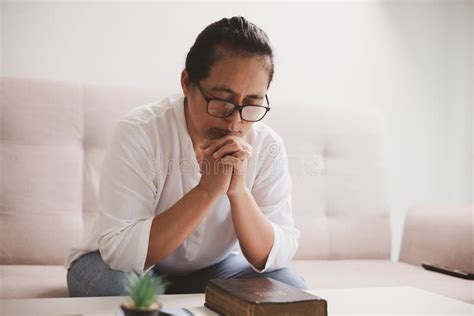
[227,186,251,202]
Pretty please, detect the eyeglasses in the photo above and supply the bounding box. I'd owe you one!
[195,81,270,122]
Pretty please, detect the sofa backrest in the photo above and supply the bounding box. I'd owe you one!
[0,77,390,265]
[265,104,391,260]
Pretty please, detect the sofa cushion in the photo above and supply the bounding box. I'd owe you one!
[0,78,160,265]
[0,79,84,265]
[0,265,68,299]
[266,105,391,260]
[290,259,473,304]
[400,203,473,273]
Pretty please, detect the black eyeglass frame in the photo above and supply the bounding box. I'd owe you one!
[195,81,271,122]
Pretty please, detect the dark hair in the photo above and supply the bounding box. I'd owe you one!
[185,16,274,88]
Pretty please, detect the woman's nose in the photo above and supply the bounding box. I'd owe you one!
[226,108,242,123]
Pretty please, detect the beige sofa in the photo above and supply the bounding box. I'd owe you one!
[1,77,472,302]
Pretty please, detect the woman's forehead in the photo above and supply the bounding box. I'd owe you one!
[208,84,264,101]
[202,55,271,95]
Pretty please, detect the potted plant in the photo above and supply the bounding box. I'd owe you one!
[121,270,169,316]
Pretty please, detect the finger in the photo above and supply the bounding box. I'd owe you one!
[204,135,246,154]
[220,155,241,168]
[221,156,245,175]
[232,149,251,161]
[240,141,252,151]
[213,143,244,159]
[200,135,234,151]
[210,138,252,157]
[217,160,234,175]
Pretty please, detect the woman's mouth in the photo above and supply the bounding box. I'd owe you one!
[214,128,241,137]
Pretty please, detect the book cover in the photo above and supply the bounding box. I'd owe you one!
[204,277,328,316]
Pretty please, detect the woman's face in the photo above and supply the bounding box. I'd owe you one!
[181,49,271,145]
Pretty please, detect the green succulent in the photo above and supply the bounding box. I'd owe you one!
[124,271,169,310]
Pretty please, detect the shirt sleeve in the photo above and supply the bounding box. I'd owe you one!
[248,131,300,273]
[96,120,157,274]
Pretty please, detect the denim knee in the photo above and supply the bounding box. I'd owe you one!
[261,268,308,290]
[67,251,131,297]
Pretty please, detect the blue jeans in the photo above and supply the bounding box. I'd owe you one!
[67,251,307,296]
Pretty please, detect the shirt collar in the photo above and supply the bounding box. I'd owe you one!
[173,94,194,149]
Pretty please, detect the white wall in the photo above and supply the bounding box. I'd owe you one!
[1,0,472,261]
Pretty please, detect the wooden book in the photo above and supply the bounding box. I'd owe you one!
[204,278,328,316]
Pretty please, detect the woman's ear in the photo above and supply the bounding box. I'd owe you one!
[180,69,192,97]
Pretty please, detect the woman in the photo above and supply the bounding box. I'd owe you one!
[65,16,307,296]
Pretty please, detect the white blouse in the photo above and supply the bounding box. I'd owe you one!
[64,94,300,275]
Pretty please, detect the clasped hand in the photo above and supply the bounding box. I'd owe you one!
[197,135,252,198]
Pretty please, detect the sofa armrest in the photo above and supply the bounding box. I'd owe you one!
[399,203,473,273]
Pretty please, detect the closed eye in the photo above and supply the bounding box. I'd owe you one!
[206,91,264,107]
[221,98,263,107]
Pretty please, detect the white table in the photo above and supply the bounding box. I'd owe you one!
[1,286,472,315]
